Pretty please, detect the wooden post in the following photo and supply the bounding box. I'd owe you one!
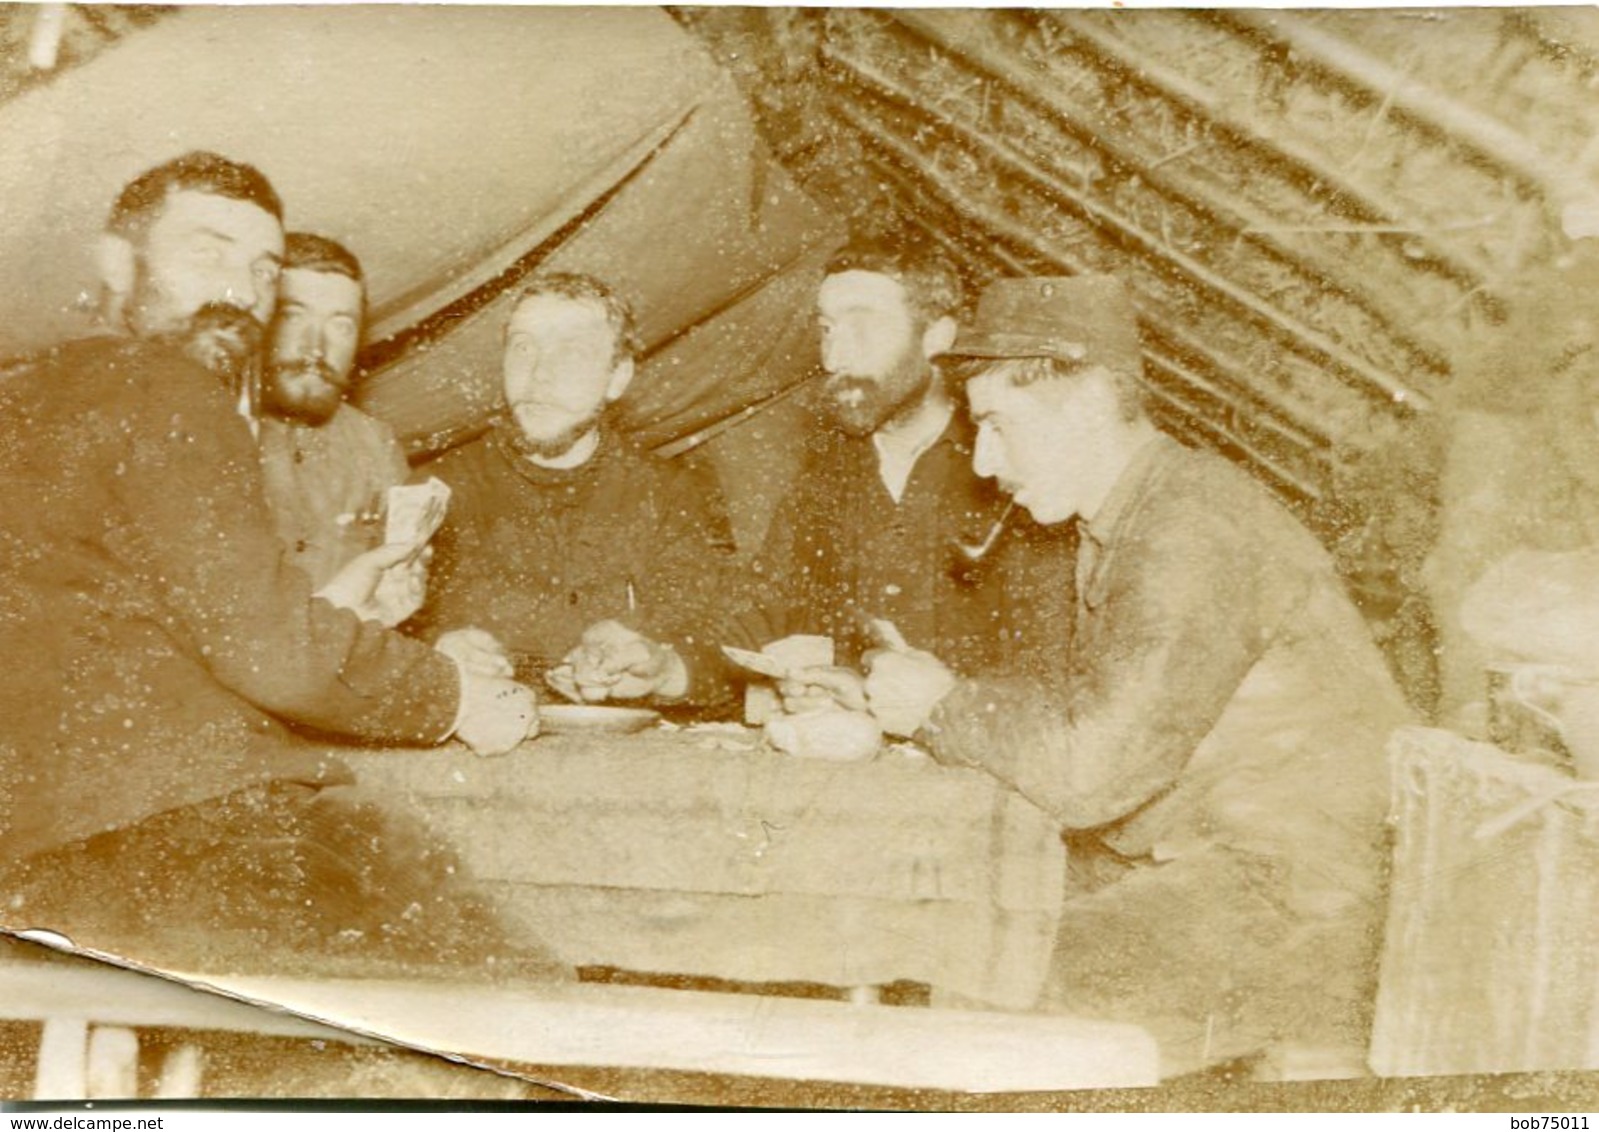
[86,1026,141,1098]
[27,4,66,72]
[33,1016,89,1100]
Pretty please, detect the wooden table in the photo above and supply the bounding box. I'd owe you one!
[6,725,1162,1096]
[1371,726,1599,1076]
[338,726,1067,1011]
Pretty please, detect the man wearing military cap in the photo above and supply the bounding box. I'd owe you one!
[731,234,1077,684]
[855,274,1412,1078]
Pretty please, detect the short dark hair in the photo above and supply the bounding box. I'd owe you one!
[824,235,962,323]
[508,272,641,363]
[107,150,283,241]
[946,353,1150,424]
[282,231,364,285]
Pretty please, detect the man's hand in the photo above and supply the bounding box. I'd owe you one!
[863,647,957,737]
[776,666,868,716]
[434,627,514,679]
[369,545,432,627]
[562,619,689,702]
[453,670,538,756]
[315,542,419,623]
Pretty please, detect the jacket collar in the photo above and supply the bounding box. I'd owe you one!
[1078,433,1180,609]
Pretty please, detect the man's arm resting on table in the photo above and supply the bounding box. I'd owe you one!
[926,515,1296,829]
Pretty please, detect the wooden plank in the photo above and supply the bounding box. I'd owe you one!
[211,974,1160,1092]
[366,754,1036,901]
[485,886,1054,1011]
[154,1044,205,1100]
[0,945,371,1042]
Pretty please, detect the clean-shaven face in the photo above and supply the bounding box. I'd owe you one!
[968,364,1114,526]
[815,269,934,437]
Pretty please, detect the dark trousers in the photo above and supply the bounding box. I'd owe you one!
[1042,842,1382,1078]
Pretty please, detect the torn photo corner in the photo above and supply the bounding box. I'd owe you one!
[0,928,591,1103]
[8,0,1599,1116]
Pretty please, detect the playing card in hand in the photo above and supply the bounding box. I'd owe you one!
[384,478,451,553]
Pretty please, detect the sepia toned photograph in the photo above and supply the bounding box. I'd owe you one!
[3,1,1599,1112]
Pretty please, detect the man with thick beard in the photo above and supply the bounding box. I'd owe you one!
[415,273,737,708]
[256,233,418,611]
[0,152,550,976]
[735,234,1077,681]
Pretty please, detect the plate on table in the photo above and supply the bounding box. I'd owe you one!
[538,704,661,735]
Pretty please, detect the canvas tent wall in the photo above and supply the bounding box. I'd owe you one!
[0,4,841,552]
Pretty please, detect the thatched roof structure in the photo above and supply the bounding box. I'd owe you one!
[677,8,1599,499]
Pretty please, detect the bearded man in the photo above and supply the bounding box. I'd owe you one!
[0,151,546,976]
[415,273,738,708]
[848,275,1411,1077]
[255,233,422,620]
[734,234,1076,680]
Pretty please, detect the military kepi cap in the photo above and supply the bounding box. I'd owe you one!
[940,275,1142,375]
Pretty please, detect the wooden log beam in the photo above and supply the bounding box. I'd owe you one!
[855,135,1328,501]
[1146,319,1331,452]
[912,195,1332,476]
[1222,10,1567,196]
[1043,10,1501,300]
[1509,9,1599,80]
[27,4,66,70]
[0,952,373,1042]
[0,940,1150,1095]
[888,8,1454,379]
[1140,367,1319,505]
[33,1016,88,1100]
[824,45,1432,412]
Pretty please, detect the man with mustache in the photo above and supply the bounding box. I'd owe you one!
[0,152,547,974]
[416,273,737,707]
[256,233,419,619]
[738,234,1076,682]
